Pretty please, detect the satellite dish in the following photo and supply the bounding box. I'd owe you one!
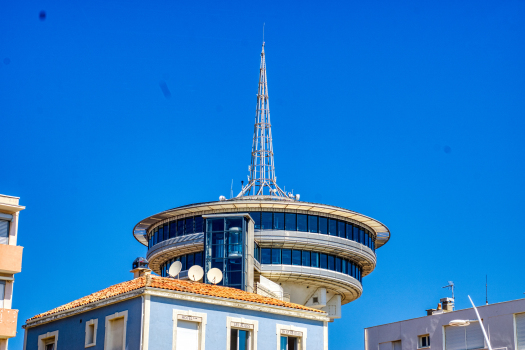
[168,261,182,278]
[188,265,204,282]
[207,268,223,285]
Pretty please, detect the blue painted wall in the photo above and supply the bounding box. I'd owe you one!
[148,296,325,350]
[24,297,143,350]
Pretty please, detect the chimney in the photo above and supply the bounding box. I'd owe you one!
[440,297,454,312]
[130,257,151,278]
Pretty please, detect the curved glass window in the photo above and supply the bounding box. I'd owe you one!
[260,248,363,282]
[148,212,376,253]
[159,251,205,277]
[273,213,284,230]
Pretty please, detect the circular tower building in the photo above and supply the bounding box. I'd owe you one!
[132,43,390,320]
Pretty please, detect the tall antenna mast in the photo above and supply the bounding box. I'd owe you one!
[237,40,291,200]
[486,275,488,305]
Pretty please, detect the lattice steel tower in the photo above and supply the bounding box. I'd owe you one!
[237,42,292,200]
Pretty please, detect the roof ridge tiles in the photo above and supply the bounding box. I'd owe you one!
[27,275,324,322]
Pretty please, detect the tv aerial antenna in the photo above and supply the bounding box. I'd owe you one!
[168,261,182,279]
[206,268,223,285]
[188,265,204,282]
[443,281,455,309]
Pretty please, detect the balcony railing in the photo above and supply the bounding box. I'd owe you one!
[0,308,18,338]
[0,244,23,274]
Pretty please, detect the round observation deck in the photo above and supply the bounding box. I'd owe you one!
[133,198,390,306]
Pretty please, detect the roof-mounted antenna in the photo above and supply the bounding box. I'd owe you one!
[263,22,265,44]
[442,281,455,310]
[485,275,488,305]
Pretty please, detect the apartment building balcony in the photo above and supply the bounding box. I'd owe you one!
[0,308,18,338]
[0,245,23,274]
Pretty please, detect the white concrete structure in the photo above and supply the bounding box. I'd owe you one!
[0,194,25,350]
[365,297,525,350]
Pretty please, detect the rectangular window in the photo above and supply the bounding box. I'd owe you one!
[194,252,203,266]
[85,319,98,347]
[0,280,5,308]
[273,213,284,230]
[418,334,430,348]
[181,255,187,271]
[0,219,9,244]
[311,252,319,268]
[342,259,347,274]
[337,221,345,238]
[249,212,261,229]
[365,232,370,248]
[262,248,272,264]
[444,323,484,350]
[272,249,281,264]
[359,228,365,244]
[328,255,335,271]
[261,212,273,230]
[177,320,199,350]
[178,220,185,236]
[158,226,164,242]
[185,218,194,234]
[301,251,310,266]
[297,214,307,232]
[328,219,337,236]
[320,253,328,269]
[194,217,204,233]
[187,253,194,268]
[319,217,328,234]
[285,213,296,231]
[230,328,251,350]
[335,257,342,272]
[282,249,292,265]
[170,221,177,238]
[392,341,401,350]
[280,336,299,350]
[107,317,125,350]
[292,250,301,265]
[346,223,353,240]
[308,216,318,233]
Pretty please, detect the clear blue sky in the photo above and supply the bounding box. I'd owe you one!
[1,0,524,349]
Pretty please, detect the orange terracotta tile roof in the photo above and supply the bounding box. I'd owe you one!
[27,275,324,321]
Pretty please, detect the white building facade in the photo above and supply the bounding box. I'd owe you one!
[365,298,525,350]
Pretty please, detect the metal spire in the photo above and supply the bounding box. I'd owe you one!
[237,42,293,200]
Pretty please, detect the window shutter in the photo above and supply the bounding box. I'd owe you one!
[517,313,525,350]
[445,326,467,350]
[176,321,199,350]
[465,323,484,349]
[445,323,485,350]
[393,340,402,350]
[0,220,9,244]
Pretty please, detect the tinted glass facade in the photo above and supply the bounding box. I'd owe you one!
[260,248,363,282]
[159,251,204,277]
[204,216,249,290]
[148,212,375,252]
[248,211,376,251]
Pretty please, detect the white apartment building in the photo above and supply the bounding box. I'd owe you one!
[365,297,525,350]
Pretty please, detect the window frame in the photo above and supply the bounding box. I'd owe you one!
[85,318,98,348]
[227,316,258,350]
[417,334,430,349]
[37,330,59,350]
[172,309,208,350]
[104,310,128,350]
[276,324,307,350]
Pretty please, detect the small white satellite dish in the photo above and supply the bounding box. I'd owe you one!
[207,268,223,285]
[188,265,204,282]
[168,261,182,278]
